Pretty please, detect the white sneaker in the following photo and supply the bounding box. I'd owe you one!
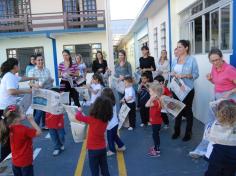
[53,150,60,156]
[148,122,151,126]
[60,145,65,151]
[189,150,205,159]
[140,123,144,127]
[163,125,169,129]
[128,127,133,131]
[117,146,126,152]
[107,151,115,156]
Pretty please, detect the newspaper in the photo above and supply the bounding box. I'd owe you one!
[161,95,186,118]
[70,122,87,143]
[16,94,32,114]
[86,73,93,84]
[75,87,90,101]
[112,77,125,94]
[63,105,79,122]
[118,103,130,129]
[31,88,69,114]
[170,77,191,101]
[134,70,141,84]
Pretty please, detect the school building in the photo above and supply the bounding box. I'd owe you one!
[0,0,113,86]
[117,0,236,123]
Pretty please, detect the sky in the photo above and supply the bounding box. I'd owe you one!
[110,0,147,20]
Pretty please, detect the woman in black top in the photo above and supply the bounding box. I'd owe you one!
[92,51,108,74]
[139,46,156,82]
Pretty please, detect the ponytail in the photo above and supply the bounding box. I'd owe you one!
[0,117,10,144]
[0,58,18,78]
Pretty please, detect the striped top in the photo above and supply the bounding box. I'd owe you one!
[58,62,79,80]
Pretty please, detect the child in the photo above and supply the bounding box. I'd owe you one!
[205,100,236,176]
[45,88,65,156]
[101,88,126,156]
[138,72,150,127]
[86,73,104,105]
[145,82,164,157]
[154,75,172,129]
[0,105,41,176]
[75,96,113,176]
[121,76,136,130]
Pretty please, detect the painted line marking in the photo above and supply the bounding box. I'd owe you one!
[117,131,127,176]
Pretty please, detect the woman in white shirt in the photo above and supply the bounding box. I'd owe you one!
[156,50,169,81]
[75,54,87,86]
[0,58,36,162]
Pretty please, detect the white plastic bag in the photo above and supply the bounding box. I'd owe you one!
[70,122,87,143]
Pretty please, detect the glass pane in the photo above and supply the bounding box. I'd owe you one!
[194,16,202,53]
[221,5,230,50]
[211,10,219,48]
[205,0,219,8]
[205,13,210,52]
[191,2,203,15]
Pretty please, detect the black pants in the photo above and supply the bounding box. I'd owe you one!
[152,124,161,151]
[0,109,11,163]
[12,165,34,176]
[107,125,124,153]
[172,89,195,135]
[126,102,136,128]
[60,80,80,107]
[88,148,110,176]
[140,106,149,125]
[161,112,169,125]
[205,164,236,176]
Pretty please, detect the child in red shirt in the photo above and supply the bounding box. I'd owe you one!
[0,105,41,176]
[154,75,172,129]
[46,88,65,156]
[75,96,113,176]
[146,82,164,157]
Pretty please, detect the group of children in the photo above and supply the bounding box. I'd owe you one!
[0,71,236,176]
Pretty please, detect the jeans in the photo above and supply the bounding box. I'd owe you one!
[12,165,34,176]
[126,102,136,128]
[117,92,124,109]
[173,89,195,136]
[107,125,124,153]
[140,106,149,125]
[49,128,65,150]
[161,112,169,125]
[34,110,45,127]
[152,124,161,151]
[88,148,110,176]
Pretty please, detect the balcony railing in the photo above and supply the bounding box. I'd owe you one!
[0,10,106,33]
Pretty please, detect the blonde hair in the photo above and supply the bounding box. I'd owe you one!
[148,81,163,98]
[216,100,236,126]
[75,54,84,64]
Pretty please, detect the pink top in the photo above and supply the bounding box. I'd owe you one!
[211,62,236,93]
[58,62,78,80]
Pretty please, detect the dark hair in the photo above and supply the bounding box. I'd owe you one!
[89,96,113,122]
[0,105,21,144]
[29,55,36,65]
[92,73,105,87]
[101,88,116,105]
[178,40,191,54]
[62,49,73,67]
[141,46,149,51]
[124,76,133,84]
[96,51,104,61]
[208,48,223,59]
[154,75,165,84]
[0,58,18,78]
[118,49,126,57]
[141,72,149,79]
[35,53,43,59]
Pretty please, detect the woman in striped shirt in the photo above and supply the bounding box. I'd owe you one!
[58,50,80,107]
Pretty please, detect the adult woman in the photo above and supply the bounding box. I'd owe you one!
[29,54,54,128]
[139,46,156,82]
[75,54,87,86]
[171,40,199,141]
[25,55,36,76]
[189,48,236,158]
[156,50,169,80]
[92,51,108,74]
[114,49,132,102]
[58,50,80,107]
[0,58,36,162]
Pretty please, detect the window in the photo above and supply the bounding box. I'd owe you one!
[153,27,158,58]
[160,22,166,50]
[6,47,44,76]
[63,0,79,12]
[83,0,96,11]
[180,0,232,54]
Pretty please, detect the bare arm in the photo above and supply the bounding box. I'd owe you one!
[145,96,155,107]
[20,76,37,82]
[28,116,42,136]
[8,88,31,95]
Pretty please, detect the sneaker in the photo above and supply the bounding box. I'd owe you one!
[107,151,115,156]
[52,150,60,156]
[60,145,65,151]
[189,150,205,159]
[140,123,144,127]
[147,148,160,157]
[163,125,169,129]
[147,122,151,126]
[117,146,126,152]
[128,127,133,131]
[182,133,192,142]
[42,126,49,130]
[148,147,160,154]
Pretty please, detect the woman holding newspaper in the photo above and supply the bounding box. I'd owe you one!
[170,40,199,142]
[0,58,36,162]
[58,50,80,107]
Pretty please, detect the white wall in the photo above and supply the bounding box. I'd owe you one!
[31,0,63,14]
